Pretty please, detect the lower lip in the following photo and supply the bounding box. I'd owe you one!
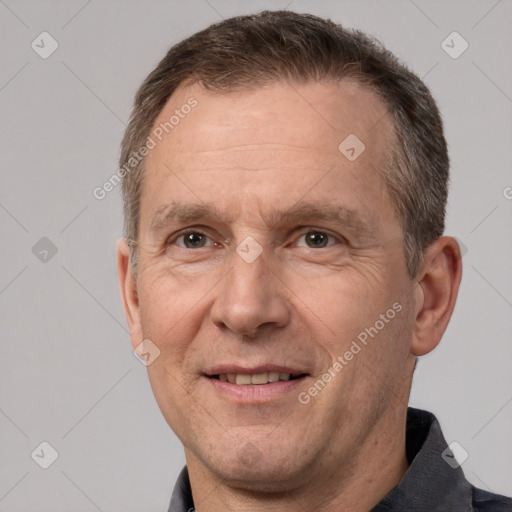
[205,376,307,403]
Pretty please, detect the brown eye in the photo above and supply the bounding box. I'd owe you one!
[305,232,328,248]
[296,231,337,248]
[176,232,210,248]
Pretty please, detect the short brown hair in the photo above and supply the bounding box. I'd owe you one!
[120,10,449,277]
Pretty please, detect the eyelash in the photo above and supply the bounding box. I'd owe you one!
[166,228,344,249]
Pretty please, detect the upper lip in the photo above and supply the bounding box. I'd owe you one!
[204,364,308,376]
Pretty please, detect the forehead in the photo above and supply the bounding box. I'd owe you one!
[148,79,392,165]
[141,79,397,232]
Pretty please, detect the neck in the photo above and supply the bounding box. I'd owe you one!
[186,403,411,512]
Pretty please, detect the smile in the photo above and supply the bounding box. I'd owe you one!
[213,372,305,385]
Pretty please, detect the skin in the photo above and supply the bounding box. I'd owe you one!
[117,80,462,511]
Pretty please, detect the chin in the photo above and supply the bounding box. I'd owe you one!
[219,467,298,493]
[205,446,310,493]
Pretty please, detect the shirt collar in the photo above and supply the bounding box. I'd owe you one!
[371,407,473,511]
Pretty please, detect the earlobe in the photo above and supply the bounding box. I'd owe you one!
[411,236,462,357]
[116,238,142,349]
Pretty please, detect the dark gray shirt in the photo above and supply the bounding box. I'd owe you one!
[168,407,512,511]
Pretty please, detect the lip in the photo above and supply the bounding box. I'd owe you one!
[203,364,307,376]
[205,374,308,402]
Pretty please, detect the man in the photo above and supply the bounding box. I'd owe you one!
[116,10,511,511]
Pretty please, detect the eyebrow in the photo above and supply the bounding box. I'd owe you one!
[150,202,226,233]
[149,201,373,236]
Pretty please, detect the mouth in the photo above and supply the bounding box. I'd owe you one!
[203,365,310,402]
[203,364,311,402]
[210,371,307,385]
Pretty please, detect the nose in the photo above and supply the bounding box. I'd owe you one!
[210,247,290,338]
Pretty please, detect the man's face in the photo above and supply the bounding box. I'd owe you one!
[127,81,418,488]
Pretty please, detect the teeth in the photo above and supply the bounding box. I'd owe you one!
[235,374,252,385]
[268,371,280,382]
[251,372,269,384]
[217,372,297,385]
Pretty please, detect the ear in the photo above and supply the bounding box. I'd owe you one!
[411,236,462,356]
[116,238,142,350]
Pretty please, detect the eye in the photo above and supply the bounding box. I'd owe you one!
[295,231,338,249]
[174,231,213,249]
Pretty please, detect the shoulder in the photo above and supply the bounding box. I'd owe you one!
[472,485,512,512]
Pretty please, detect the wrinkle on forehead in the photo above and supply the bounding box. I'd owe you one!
[173,143,332,154]
[148,80,393,156]
[161,144,341,176]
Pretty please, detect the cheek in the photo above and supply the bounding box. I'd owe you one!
[138,272,209,429]
[291,268,387,342]
[137,268,210,362]
[301,268,412,386]
[350,297,414,390]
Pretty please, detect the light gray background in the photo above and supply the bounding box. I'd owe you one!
[1,1,511,510]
